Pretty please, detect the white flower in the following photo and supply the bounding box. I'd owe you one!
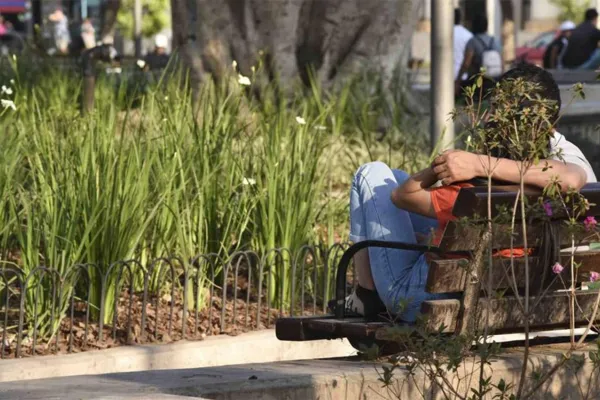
[242,177,256,186]
[1,99,16,111]
[232,60,238,69]
[136,59,146,69]
[164,96,169,101]
[466,135,472,145]
[295,116,306,125]
[314,125,326,131]
[238,74,251,86]
[1,85,12,95]
[9,79,14,84]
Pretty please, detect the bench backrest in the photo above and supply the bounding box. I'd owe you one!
[424,183,600,334]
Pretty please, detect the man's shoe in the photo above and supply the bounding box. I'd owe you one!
[328,285,387,320]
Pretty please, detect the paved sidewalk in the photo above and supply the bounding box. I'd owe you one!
[1,345,598,400]
[0,357,375,400]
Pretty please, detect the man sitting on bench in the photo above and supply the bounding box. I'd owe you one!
[346,65,597,322]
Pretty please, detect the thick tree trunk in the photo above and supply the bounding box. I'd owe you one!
[172,0,417,93]
[100,0,122,44]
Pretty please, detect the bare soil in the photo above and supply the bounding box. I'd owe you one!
[0,286,324,359]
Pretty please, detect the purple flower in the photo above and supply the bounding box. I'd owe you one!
[584,216,598,232]
[543,201,553,217]
[590,271,600,282]
[552,262,564,274]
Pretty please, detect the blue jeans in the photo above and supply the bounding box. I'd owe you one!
[578,49,600,70]
[349,162,455,322]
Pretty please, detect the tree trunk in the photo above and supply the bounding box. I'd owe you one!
[171,0,418,93]
[100,0,122,44]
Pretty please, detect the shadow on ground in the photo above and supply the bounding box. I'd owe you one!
[0,357,377,400]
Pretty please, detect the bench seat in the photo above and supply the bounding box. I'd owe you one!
[276,183,600,348]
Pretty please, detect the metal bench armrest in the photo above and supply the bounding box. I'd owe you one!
[334,240,470,318]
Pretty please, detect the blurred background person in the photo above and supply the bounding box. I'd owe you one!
[81,18,96,50]
[48,7,71,55]
[0,14,7,36]
[561,9,600,70]
[543,20,575,70]
[144,34,170,71]
[454,8,473,82]
[455,13,502,98]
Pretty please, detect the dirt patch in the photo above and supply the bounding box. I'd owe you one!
[0,288,325,359]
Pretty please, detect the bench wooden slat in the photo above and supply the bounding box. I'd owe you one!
[426,252,600,293]
[452,183,600,219]
[275,316,340,341]
[420,299,461,331]
[422,291,600,333]
[438,221,600,252]
[305,318,391,337]
[275,315,392,341]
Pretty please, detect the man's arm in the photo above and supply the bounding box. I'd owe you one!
[390,167,438,218]
[432,150,587,191]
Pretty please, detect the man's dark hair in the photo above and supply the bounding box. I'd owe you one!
[498,64,561,124]
[585,8,599,21]
[455,8,461,25]
[471,14,488,34]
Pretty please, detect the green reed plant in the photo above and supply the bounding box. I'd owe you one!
[0,55,429,340]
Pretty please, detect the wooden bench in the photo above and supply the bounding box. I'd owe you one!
[276,183,600,349]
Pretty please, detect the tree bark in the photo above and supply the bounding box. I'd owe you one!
[100,0,122,44]
[171,0,417,93]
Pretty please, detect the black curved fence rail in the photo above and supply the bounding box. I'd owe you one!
[0,244,354,359]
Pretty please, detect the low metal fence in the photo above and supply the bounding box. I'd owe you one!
[0,244,354,359]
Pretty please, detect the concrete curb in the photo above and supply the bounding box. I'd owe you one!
[0,330,356,383]
[0,345,598,400]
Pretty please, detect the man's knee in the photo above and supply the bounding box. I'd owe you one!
[354,161,389,180]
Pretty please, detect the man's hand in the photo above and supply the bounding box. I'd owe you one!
[432,150,482,185]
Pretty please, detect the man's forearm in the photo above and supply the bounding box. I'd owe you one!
[392,167,437,200]
[409,167,438,190]
[391,167,438,218]
[474,155,587,190]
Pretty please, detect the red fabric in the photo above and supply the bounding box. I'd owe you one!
[430,184,526,258]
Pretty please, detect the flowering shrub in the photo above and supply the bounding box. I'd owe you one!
[552,262,564,274]
[584,216,597,231]
[377,74,600,399]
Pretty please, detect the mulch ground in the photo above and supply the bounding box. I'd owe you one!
[0,286,326,359]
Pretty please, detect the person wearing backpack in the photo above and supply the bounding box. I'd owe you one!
[455,14,503,99]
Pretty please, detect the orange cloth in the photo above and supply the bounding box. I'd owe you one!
[430,184,526,258]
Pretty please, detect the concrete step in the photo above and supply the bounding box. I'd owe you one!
[0,344,597,399]
[0,330,355,383]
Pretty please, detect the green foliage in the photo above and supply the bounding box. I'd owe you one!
[0,54,428,339]
[549,0,591,23]
[464,77,558,166]
[376,73,600,400]
[117,0,170,39]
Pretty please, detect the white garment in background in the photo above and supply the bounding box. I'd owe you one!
[453,24,473,80]
[551,131,597,183]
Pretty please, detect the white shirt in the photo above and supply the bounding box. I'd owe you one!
[454,24,473,80]
[551,131,597,183]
